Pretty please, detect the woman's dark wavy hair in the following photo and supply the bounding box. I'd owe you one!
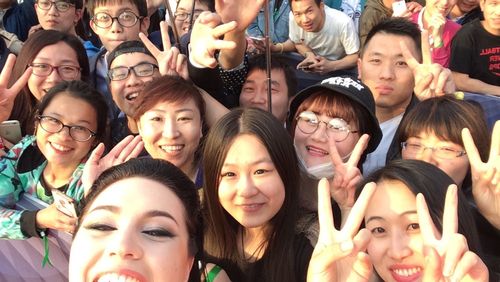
[202,108,300,281]
[357,159,483,256]
[9,30,89,136]
[75,158,203,282]
[36,80,109,146]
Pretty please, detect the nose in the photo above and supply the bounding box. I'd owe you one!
[379,61,395,80]
[55,126,73,141]
[387,231,412,260]
[300,13,309,24]
[126,71,143,87]
[105,229,143,260]
[110,18,123,33]
[161,118,180,138]
[236,173,259,198]
[310,122,328,143]
[46,67,63,83]
[415,147,438,166]
[250,89,267,105]
[48,3,59,15]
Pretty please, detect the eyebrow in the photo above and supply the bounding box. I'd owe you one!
[44,112,92,126]
[112,60,155,68]
[32,58,79,65]
[148,108,195,114]
[222,157,273,167]
[365,210,417,225]
[89,205,179,225]
[367,51,404,58]
[244,79,280,87]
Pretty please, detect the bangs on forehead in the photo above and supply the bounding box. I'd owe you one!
[90,0,140,15]
[402,107,463,146]
[296,90,357,123]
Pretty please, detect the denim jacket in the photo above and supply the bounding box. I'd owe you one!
[247,0,290,43]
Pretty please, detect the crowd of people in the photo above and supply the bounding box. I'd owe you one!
[0,0,499,281]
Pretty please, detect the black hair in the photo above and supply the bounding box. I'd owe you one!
[247,54,298,98]
[76,158,203,282]
[360,18,422,60]
[37,80,109,145]
[86,0,147,17]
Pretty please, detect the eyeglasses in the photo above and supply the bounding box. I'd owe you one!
[91,11,142,28]
[401,142,467,159]
[108,62,159,81]
[37,115,96,142]
[29,63,81,80]
[174,11,203,22]
[36,0,74,12]
[296,111,358,142]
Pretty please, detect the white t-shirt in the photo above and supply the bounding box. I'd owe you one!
[289,5,360,60]
[362,113,404,176]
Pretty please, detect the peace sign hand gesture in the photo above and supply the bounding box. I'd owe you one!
[307,180,375,282]
[417,185,489,282]
[328,134,369,210]
[462,121,500,229]
[139,21,189,80]
[400,30,455,100]
[0,54,32,123]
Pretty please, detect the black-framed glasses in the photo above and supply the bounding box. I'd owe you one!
[296,111,358,142]
[108,62,159,81]
[29,63,81,81]
[401,142,467,159]
[37,115,96,142]
[36,0,74,12]
[91,11,142,28]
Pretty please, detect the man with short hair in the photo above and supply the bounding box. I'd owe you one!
[34,0,83,36]
[450,0,500,96]
[287,0,359,75]
[106,40,160,145]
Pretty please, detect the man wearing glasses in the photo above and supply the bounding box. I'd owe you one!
[106,40,160,146]
[86,0,149,120]
[33,0,82,36]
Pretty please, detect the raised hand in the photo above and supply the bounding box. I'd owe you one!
[36,204,77,233]
[82,135,144,195]
[0,54,32,123]
[215,0,265,31]
[417,185,489,281]
[427,13,446,48]
[328,134,369,210]
[189,12,237,68]
[462,121,500,229]
[307,179,375,282]
[139,21,189,80]
[400,30,455,99]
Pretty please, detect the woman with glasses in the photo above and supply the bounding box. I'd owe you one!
[0,80,108,239]
[1,30,89,137]
[396,96,500,273]
[287,76,382,244]
[33,0,83,37]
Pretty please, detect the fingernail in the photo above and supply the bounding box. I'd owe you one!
[340,240,354,252]
[442,266,453,278]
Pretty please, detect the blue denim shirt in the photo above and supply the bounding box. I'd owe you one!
[247,0,290,43]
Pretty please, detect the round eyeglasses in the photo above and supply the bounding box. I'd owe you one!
[108,62,158,81]
[401,142,467,160]
[29,63,81,81]
[37,115,96,142]
[91,11,142,28]
[36,0,74,12]
[296,111,358,142]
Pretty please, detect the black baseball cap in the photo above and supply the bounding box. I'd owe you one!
[107,40,154,69]
[288,76,382,153]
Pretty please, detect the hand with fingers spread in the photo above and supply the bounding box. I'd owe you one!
[189,12,237,68]
[307,179,375,282]
[0,54,32,123]
[400,30,455,99]
[36,204,77,233]
[82,135,144,196]
[139,21,189,80]
[462,121,500,229]
[417,185,489,282]
[328,134,369,210]
[215,0,265,31]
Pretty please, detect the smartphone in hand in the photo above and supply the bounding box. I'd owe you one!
[52,189,77,218]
